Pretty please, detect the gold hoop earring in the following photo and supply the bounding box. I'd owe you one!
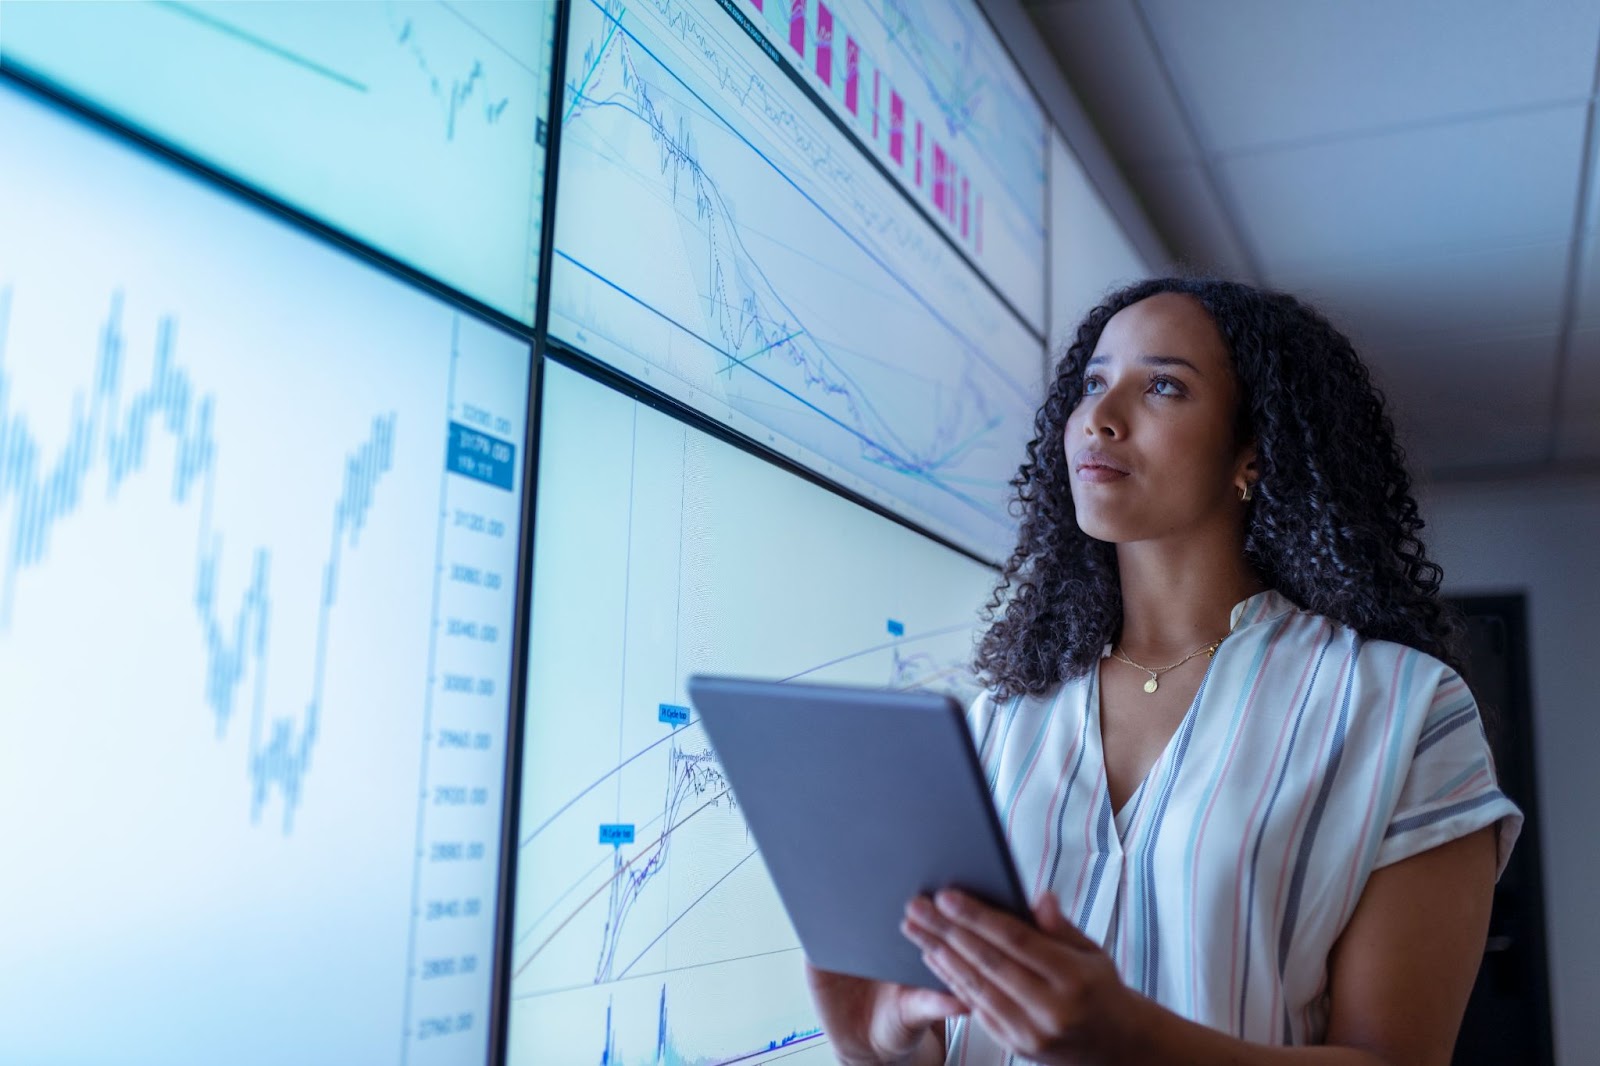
[1240,482,1254,502]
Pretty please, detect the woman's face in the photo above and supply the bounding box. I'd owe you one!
[1064,292,1255,544]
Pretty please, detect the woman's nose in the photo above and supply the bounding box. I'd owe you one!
[1080,393,1124,439]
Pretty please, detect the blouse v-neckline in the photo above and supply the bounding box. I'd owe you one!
[1089,589,1289,843]
[1088,653,1207,845]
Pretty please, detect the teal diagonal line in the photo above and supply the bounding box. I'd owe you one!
[153,1,369,93]
[718,329,804,376]
[565,6,623,121]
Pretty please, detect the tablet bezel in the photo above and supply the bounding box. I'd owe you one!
[687,674,1032,992]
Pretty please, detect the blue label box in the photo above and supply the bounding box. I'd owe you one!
[447,421,515,491]
[598,824,635,846]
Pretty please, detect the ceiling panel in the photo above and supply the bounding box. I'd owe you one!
[1374,332,1559,473]
[1278,240,1570,353]
[1125,161,1256,278]
[1221,105,1588,271]
[1557,328,1600,459]
[1140,0,1600,154]
[1027,0,1199,167]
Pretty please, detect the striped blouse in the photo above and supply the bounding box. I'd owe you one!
[946,589,1522,1062]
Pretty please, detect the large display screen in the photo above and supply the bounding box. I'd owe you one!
[506,360,996,1063]
[0,0,559,324]
[548,0,1043,564]
[0,82,530,1065]
[730,0,1049,333]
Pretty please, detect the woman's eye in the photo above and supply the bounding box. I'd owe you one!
[1083,375,1105,394]
[1150,376,1183,397]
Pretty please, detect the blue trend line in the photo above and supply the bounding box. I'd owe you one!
[615,846,759,981]
[557,249,997,522]
[0,288,396,832]
[576,0,1032,405]
[567,7,624,123]
[594,742,732,982]
[517,622,973,850]
[717,329,804,377]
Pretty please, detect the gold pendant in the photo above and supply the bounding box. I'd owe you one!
[1143,676,1159,694]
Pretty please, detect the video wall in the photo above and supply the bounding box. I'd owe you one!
[0,1,1139,1062]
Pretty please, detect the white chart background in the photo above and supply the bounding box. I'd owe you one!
[0,84,528,1066]
[0,0,558,323]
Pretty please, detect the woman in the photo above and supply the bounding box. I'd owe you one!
[807,278,1522,1065]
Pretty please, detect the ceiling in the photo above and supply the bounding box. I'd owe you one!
[1024,0,1600,479]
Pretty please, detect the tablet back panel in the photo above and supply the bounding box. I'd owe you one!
[687,676,1029,990]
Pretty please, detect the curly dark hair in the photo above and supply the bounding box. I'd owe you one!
[975,277,1466,700]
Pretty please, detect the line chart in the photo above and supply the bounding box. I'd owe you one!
[0,289,395,832]
[507,363,993,1062]
[0,82,531,1066]
[549,0,1041,562]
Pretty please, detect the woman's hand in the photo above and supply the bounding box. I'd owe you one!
[900,890,1138,1066]
[804,961,966,1065]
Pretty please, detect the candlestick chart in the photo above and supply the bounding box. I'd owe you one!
[731,0,1048,329]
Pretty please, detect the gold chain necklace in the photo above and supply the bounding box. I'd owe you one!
[1111,638,1225,694]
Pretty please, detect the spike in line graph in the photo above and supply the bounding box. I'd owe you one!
[594,740,736,984]
[0,287,396,832]
[389,8,512,142]
[598,984,825,1065]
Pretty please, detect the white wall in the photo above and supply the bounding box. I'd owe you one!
[1048,127,1150,361]
[1423,475,1600,1066]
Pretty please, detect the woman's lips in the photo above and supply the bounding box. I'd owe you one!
[1075,464,1130,484]
[1072,448,1131,483]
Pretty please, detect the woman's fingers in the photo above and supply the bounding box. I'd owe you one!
[1032,891,1100,951]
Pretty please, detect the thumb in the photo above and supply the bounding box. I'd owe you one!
[897,984,968,1026]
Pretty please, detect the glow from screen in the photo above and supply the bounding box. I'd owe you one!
[549,0,1043,564]
[506,360,995,1064]
[0,83,530,1065]
[0,0,559,324]
[732,0,1049,332]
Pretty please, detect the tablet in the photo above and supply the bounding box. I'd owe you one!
[686,675,1031,991]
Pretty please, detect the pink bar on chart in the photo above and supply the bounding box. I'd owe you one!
[872,69,880,139]
[845,37,859,113]
[932,144,946,213]
[889,92,904,164]
[961,177,970,238]
[816,3,833,85]
[789,0,806,56]
[750,0,762,10]
[914,121,923,186]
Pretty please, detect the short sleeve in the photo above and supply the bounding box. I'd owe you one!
[1375,667,1523,879]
